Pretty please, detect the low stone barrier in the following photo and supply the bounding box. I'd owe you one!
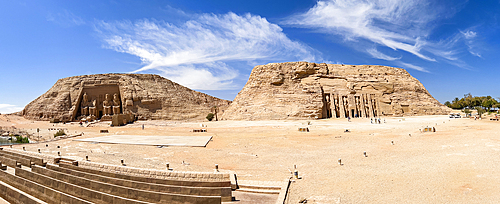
[0,152,33,167]
[48,164,231,201]
[0,168,90,204]
[62,163,230,188]
[78,160,231,183]
[0,149,46,166]
[3,149,57,165]
[32,165,221,204]
[0,179,45,204]
[15,167,150,204]
[0,155,21,168]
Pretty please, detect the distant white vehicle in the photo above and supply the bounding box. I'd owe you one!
[449,113,455,118]
[449,113,461,118]
[455,114,461,118]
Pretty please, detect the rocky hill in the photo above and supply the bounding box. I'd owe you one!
[222,62,450,120]
[22,74,230,121]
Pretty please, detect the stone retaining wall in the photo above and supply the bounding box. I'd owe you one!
[78,160,230,182]
[31,165,222,204]
[0,169,90,204]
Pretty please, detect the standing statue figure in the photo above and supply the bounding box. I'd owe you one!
[81,93,89,116]
[112,93,121,115]
[88,99,96,116]
[103,94,112,115]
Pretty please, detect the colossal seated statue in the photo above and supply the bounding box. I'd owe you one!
[112,93,121,115]
[81,93,90,116]
[103,94,112,115]
[88,100,96,116]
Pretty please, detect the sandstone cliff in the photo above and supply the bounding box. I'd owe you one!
[23,74,230,121]
[222,62,450,120]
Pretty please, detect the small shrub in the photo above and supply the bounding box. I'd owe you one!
[15,135,29,143]
[206,113,215,121]
[54,129,66,137]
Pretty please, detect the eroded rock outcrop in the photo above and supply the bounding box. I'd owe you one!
[23,74,230,121]
[222,62,450,120]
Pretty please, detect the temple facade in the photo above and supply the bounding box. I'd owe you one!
[222,62,451,120]
[322,93,379,119]
[22,74,231,122]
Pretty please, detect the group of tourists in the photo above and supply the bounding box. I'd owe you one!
[371,118,385,124]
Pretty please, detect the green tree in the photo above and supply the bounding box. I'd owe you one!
[15,135,29,143]
[462,108,472,117]
[444,101,451,107]
[482,97,498,112]
[476,107,486,118]
[54,129,66,137]
[206,113,215,121]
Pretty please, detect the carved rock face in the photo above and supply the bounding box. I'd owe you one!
[222,62,450,120]
[22,74,231,121]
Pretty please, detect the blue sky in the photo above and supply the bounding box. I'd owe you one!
[1,0,499,113]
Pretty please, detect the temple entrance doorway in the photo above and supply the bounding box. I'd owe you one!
[322,93,332,119]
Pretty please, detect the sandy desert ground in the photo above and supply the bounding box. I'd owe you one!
[1,114,499,203]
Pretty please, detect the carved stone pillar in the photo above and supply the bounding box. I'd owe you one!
[367,94,374,118]
[360,94,366,118]
[339,95,346,118]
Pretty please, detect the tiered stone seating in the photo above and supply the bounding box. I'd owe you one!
[46,164,227,197]
[0,148,232,203]
[1,148,54,165]
[61,163,232,201]
[0,150,47,166]
[30,165,221,203]
[0,180,46,204]
[0,167,89,203]
[0,151,33,168]
[0,156,21,169]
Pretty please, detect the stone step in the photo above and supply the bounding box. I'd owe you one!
[0,167,91,204]
[0,179,47,204]
[236,180,281,194]
[236,187,280,194]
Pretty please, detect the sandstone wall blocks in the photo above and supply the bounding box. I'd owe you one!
[222,62,451,120]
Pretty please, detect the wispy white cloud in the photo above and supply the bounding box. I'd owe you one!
[366,48,401,61]
[397,62,428,73]
[283,0,477,71]
[284,0,438,62]
[461,30,477,39]
[461,29,482,57]
[46,10,85,27]
[0,104,23,114]
[95,12,320,90]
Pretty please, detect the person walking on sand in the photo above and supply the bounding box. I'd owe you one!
[348,116,351,122]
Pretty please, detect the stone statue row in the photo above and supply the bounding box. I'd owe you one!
[80,92,121,117]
